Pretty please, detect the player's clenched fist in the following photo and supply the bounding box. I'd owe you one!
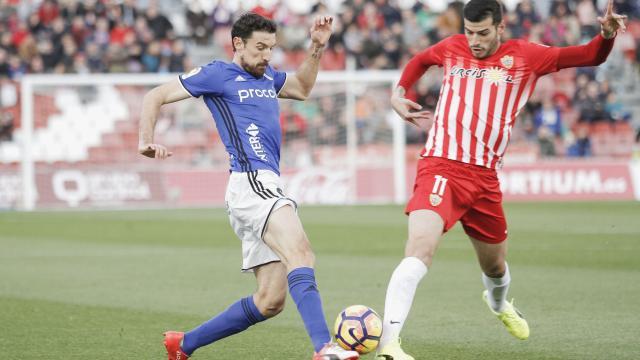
[139,143,172,159]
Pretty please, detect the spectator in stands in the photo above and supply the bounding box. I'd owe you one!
[578,80,609,122]
[141,40,161,72]
[0,31,14,54]
[514,0,540,38]
[400,9,421,47]
[543,1,580,46]
[431,3,463,41]
[566,125,592,157]
[605,92,631,122]
[106,43,128,73]
[576,0,599,36]
[185,0,210,45]
[534,98,564,137]
[70,15,88,46]
[376,0,402,27]
[7,54,25,78]
[90,17,111,49]
[0,0,188,78]
[120,0,138,27]
[85,42,106,73]
[73,52,89,74]
[308,95,346,146]
[168,39,187,73]
[38,0,59,26]
[537,126,557,157]
[413,3,436,34]
[0,112,12,141]
[0,48,9,77]
[145,4,173,40]
[210,0,234,30]
[281,102,308,142]
[358,2,385,33]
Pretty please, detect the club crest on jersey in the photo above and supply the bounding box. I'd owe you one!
[180,67,201,80]
[500,55,514,69]
[450,66,514,86]
[429,194,442,207]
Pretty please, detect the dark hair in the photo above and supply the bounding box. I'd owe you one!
[463,0,503,25]
[231,12,277,51]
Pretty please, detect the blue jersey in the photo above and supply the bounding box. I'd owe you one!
[179,61,287,174]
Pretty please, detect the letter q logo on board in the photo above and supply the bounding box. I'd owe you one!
[53,170,88,207]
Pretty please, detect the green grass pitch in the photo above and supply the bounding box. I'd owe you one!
[1,202,639,359]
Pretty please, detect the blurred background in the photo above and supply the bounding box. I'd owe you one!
[2,3,639,360]
[1,0,639,210]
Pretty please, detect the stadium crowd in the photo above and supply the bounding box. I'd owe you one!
[0,0,639,160]
[0,0,188,76]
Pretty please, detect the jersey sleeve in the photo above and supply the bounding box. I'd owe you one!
[556,34,615,70]
[521,34,615,76]
[179,61,224,98]
[519,40,561,76]
[398,38,449,90]
[272,68,287,94]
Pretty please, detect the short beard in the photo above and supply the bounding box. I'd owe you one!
[482,36,501,58]
[240,56,267,77]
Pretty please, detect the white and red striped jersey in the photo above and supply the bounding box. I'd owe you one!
[400,35,568,169]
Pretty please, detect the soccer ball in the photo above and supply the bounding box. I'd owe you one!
[334,305,383,354]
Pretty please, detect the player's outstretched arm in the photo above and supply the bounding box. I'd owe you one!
[138,78,190,159]
[278,15,333,101]
[556,0,626,69]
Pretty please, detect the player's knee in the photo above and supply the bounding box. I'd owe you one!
[255,290,286,318]
[261,298,285,318]
[290,235,315,267]
[483,262,506,278]
[300,244,315,266]
[405,234,438,266]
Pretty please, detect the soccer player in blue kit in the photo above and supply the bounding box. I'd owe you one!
[138,12,359,360]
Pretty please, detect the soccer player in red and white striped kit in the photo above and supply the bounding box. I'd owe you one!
[376,1,627,358]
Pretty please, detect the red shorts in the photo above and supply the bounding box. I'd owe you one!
[405,156,507,243]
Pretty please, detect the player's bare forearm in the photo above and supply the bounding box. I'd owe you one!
[138,79,189,158]
[286,43,324,100]
[279,15,332,100]
[139,90,162,146]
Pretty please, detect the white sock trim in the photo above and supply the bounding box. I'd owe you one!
[379,257,428,349]
[482,262,511,312]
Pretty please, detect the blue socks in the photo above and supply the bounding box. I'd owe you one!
[181,295,266,355]
[288,267,331,352]
[181,267,330,355]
